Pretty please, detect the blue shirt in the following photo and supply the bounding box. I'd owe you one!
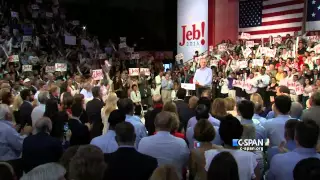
[267,140,296,163]
[266,111,275,119]
[194,67,213,87]
[90,130,118,153]
[125,115,147,149]
[241,119,267,140]
[161,79,173,90]
[138,131,189,180]
[186,126,222,149]
[187,115,220,129]
[252,114,267,125]
[263,115,291,147]
[268,147,320,180]
[0,120,25,161]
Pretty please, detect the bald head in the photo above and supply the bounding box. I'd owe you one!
[189,96,199,109]
[154,111,174,131]
[153,95,162,104]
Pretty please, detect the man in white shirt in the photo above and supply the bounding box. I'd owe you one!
[154,71,163,95]
[31,91,49,134]
[194,58,212,97]
[257,67,270,106]
[245,73,258,98]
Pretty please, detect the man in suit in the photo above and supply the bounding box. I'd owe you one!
[174,89,196,131]
[19,89,34,130]
[69,103,91,146]
[104,122,157,180]
[144,95,163,135]
[22,117,63,173]
[86,86,104,138]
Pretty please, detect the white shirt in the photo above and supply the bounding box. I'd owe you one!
[171,90,177,101]
[31,104,46,134]
[205,149,258,180]
[155,75,162,95]
[80,89,93,103]
[257,74,270,88]
[279,77,289,86]
[130,91,141,103]
[245,77,258,94]
[219,78,229,94]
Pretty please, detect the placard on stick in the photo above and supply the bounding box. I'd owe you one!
[22,65,32,72]
[129,68,140,76]
[92,69,104,80]
[55,63,67,71]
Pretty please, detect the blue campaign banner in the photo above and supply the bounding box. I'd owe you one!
[22,25,33,35]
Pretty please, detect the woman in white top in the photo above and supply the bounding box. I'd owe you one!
[151,83,157,97]
[204,115,260,180]
[130,84,141,105]
[219,76,229,98]
[101,92,118,134]
[171,82,179,101]
[302,78,313,108]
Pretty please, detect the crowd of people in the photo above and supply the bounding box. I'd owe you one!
[1,0,320,180]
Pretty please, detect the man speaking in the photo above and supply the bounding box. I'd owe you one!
[194,58,212,96]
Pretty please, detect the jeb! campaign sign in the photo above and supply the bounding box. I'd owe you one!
[177,0,208,62]
[179,22,206,47]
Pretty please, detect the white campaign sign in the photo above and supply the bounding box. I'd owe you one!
[119,42,127,49]
[140,68,150,76]
[92,69,104,80]
[218,44,227,52]
[273,37,282,44]
[181,83,196,90]
[246,41,254,48]
[31,4,39,10]
[175,53,184,61]
[177,0,208,62]
[9,55,19,62]
[120,37,126,42]
[240,32,251,40]
[99,53,107,60]
[129,68,140,76]
[11,11,18,18]
[252,59,264,66]
[243,47,252,58]
[55,63,67,71]
[23,36,32,42]
[238,61,248,69]
[45,66,55,73]
[210,60,219,67]
[131,53,140,59]
[22,65,32,72]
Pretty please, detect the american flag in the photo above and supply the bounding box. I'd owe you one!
[306,0,320,31]
[239,0,305,40]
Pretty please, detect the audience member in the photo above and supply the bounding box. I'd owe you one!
[205,115,260,180]
[268,120,320,180]
[69,145,106,180]
[263,95,292,146]
[118,98,147,148]
[267,119,299,162]
[91,109,125,153]
[20,163,66,180]
[293,158,320,180]
[149,165,180,180]
[104,122,157,180]
[22,117,63,173]
[138,111,189,179]
[145,94,163,135]
[207,151,239,180]
[0,162,15,180]
[31,91,49,134]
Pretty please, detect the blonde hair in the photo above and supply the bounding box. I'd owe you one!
[250,93,264,107]
[150,165,179,180]
[103,93,118,116]
[224,97,236,111]
[12,95,23,111]
[211,98,227,117]
[163,101,178,115]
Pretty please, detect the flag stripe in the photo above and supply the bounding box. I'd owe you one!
[244,27,301,35]
[262,8,303,18]
[262,17,302,26]
[239,0,304,39]
[263,1,302,10]
[262,3,304,14]
[263,0,293,6]
[240,22,301,32]
[262,13,303,22]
